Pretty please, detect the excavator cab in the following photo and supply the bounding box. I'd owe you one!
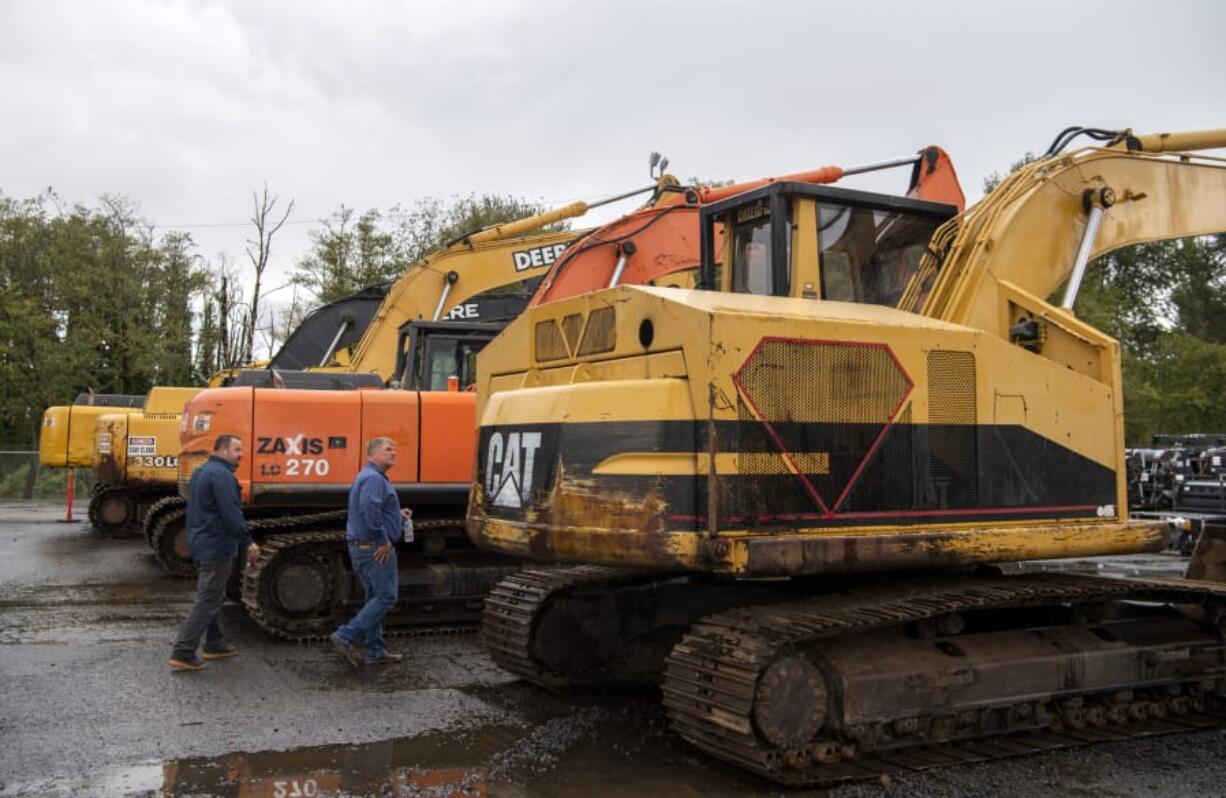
[698,182,956,307]
[394,320,507,391]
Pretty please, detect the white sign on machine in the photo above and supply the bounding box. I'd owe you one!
[128,436,156,456]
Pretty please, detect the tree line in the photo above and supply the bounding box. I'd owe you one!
[1,172,1223,453]
[0,188,559,450]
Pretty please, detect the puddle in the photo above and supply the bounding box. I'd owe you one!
[1007,552,1189,580]
[0,693,773,798]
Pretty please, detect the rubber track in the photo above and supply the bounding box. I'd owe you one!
[148,502,193,578]
[248,509,348,533]
[481,565,672,688]
[661,572,1226,787]
[90,487,174,536]
[242,516,499,642]
[87,488,127,533]
[143,495,184,547]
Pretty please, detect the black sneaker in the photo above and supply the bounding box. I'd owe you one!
[202,643,238,660]
[330,632,362,668]
[169,654,208,671]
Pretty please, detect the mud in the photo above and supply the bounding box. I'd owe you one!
[2,501,1225,797]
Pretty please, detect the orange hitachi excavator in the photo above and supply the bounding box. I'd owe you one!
[171,150,963,640]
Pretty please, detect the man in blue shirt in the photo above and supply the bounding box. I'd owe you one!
[169,434,259,671]
[330,436,410,667]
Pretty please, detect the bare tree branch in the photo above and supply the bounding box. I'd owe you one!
[242,184,294,363]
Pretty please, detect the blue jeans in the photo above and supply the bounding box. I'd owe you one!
[335,544,398,662]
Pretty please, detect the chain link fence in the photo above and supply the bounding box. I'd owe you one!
[0,451,96,500]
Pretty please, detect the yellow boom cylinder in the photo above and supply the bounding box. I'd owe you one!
[1127,128,1226,154]
[464,201,590,246]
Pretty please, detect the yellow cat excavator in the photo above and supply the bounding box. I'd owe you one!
[468,127,1226,786]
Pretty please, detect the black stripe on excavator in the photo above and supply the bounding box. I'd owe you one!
[476,420,1116,530]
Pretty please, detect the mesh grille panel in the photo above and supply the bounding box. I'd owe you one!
[928,350,977,424]
[736,340,911,424]
[926,349,978,508]
[729,339,913,518]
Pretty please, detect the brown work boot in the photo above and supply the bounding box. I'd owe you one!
[202,643,238,660]
[365,652,404,666]
[169,654,208,671]
[330,632,362,668]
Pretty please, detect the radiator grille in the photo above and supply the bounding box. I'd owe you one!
[729,339,913,518]
[561,313,585,353]
[735,339,911,424]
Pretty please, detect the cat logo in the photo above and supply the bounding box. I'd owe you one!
[485,431,543,508]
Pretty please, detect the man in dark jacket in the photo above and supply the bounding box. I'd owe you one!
[330,436,410,667]
[169,434,259,671]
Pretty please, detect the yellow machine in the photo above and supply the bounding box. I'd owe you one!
[469,128,1226,785]
[87,387,202,533]
[38,393,144,469]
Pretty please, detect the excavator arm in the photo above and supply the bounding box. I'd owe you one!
[908,129,1226,337]
[303,221,593,382]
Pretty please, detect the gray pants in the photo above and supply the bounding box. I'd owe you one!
[173,558,233,659]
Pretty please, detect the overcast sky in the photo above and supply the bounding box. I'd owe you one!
[3,0,1224,319]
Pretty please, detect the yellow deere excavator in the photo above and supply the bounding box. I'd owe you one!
[468,127,1226,786]
[89,386,203,532]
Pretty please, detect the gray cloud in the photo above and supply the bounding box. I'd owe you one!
[3,0,1224,312]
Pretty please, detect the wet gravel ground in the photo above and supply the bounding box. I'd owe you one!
[1,501,1224,797]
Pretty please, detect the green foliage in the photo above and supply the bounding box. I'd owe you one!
[291,207,403,304]
[982,153,1038,195]
[292,194,568,305]
[1072,235,1226,442]
[984,150,1226,444]
[0,191,206,447]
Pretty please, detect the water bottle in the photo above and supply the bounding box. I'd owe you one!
[402,514,414,543]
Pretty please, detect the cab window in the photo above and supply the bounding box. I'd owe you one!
[818,203,940,307]
[422,337,483,390]
[730,203,790,297]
